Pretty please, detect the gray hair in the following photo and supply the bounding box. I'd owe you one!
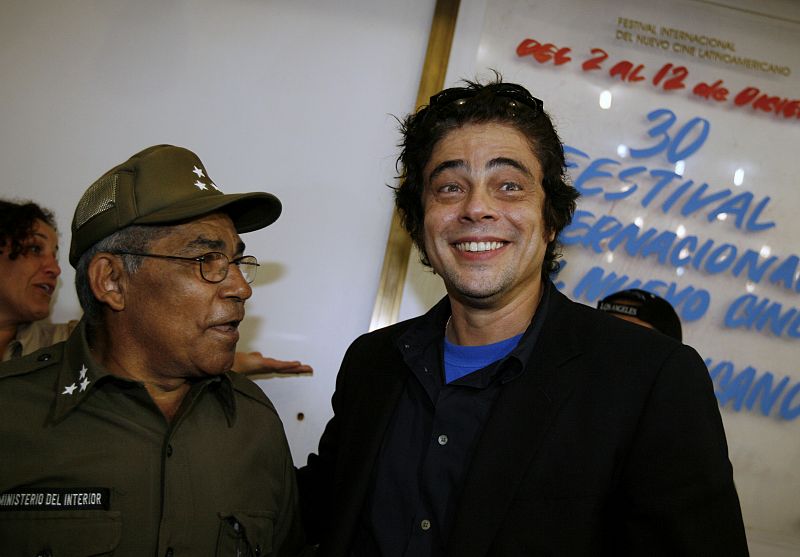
[75,224,172,329]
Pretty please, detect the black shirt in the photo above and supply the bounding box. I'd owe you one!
[352,283,552,557]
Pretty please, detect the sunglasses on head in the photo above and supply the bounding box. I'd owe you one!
[428,83,544,116]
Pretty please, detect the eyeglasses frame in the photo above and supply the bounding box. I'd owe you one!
[111,250,259,284]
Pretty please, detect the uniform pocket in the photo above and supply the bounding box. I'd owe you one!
[0,510,122,556]
[216,510,276,557]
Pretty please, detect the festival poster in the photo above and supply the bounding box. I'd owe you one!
[402,0,799,549]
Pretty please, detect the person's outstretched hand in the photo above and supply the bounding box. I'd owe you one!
[232,351,313,376]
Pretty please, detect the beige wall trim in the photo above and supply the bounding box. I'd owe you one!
[369,0,461,331]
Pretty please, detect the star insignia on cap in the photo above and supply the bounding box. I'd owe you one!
[194,180,208,191]
[62,383,78,395]
[192,165,205,178]
[79,377,91,392]
[78,365,88,380]
[209,182,220,191]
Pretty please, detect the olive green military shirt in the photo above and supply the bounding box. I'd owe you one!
[0,320,307,557]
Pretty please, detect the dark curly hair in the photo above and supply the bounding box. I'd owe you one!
[394,77,579,278]
[0,199,58,260]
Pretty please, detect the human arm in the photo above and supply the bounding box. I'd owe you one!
[619,344,748,555]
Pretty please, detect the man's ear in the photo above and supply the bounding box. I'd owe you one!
[88,253,127,312]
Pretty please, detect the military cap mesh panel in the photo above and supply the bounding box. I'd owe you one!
[75,174,118,229]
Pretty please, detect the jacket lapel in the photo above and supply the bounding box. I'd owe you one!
[342,350,408,487]
[447,291,586,556]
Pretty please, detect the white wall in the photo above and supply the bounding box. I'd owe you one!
[0,0,435,461]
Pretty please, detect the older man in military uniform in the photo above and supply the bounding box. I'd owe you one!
[0,145,306,556]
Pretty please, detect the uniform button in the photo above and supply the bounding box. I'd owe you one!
[420,519,431,531]
[166,444,173,457]
[37,353,51,361]
[165,548,174,557]
[437,434,448,446]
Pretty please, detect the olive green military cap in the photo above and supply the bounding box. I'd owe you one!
[69,145,281,267]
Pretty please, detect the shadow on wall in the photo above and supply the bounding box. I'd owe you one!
[257,262,287,286]
[238,262,287,350]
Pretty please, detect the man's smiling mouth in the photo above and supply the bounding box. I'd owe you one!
[455,241,506,252]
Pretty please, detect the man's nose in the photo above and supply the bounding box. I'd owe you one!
[460,187,499,222]
[221,263,253,301]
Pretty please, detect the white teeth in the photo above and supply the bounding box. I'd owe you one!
[456,241,504,252]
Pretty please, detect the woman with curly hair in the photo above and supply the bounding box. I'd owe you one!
[0,199,75,360]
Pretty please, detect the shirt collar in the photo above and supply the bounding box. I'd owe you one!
[395,280,554,384]
[3,320,76,363]
[4,321,41,361]
[171,373,238,427]
[500,280,552,383]
[52,319,238,423]
[395,296,452,358]
[51,320,111,420]
[2,338,21,362]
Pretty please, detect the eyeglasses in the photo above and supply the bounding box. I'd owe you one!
[428,83,544,116]
[112,251,259,284]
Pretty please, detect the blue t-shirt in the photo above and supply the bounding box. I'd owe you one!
[443,333,524,383]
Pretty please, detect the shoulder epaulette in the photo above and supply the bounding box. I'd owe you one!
[0,344,65,380]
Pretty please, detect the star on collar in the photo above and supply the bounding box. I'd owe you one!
[192,165,205,178]
[194,180,208,190]
[61,363,91,396]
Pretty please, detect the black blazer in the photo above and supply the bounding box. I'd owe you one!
[298,289,748,556]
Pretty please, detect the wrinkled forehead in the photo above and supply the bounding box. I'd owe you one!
[153,213,246,254]
[424,122,544,181]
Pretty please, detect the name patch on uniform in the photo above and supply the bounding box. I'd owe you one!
[0,487,110,511]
